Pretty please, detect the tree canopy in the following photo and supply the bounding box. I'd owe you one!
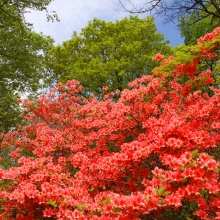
[0,0,57,23]
[178,3,220,45]
[0,0,55,133]
[45,16,171,97]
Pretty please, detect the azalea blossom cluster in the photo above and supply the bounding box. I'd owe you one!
[0,28,220,219]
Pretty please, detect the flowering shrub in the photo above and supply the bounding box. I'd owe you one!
[0,28,220,219]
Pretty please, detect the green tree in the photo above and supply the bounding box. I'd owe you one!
[45,16,171,96]
[0,0,55,133]
[0,0,58,23]
[178,4,220,45]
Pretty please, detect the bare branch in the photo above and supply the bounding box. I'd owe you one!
[117,0,220,23]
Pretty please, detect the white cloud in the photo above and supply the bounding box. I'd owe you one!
[25,0,183,46]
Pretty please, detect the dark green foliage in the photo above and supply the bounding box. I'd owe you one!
[0,0,55,133]
[178,6,220,45]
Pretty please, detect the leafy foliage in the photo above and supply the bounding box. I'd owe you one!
[0,0,55,133]
[178,3,220,45]
[45,16,171,96]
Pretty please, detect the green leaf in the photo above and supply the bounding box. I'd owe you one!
[61,199,68,205]
[76,204,86,210]
[146,196,150,201]
[191,149,199,159]
[158,174,164,179]
[158,199,165,205]
[187,162,195,168]
[101,197,111,205]
[179,166,185,171]
[112,207,120,212]
[163,191,171,196]
[47,200,57,207]
[156,186,166,195]
[127,115,133,121]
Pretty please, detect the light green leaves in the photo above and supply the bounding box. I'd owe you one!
[191,149,199,159]
[156,186,171,196]
[46,16,171,97]
[47,200,57,207]
[76,204,86,211]
[156,186,166,195]
[100,197,111,205]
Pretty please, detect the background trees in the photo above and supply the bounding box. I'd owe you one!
[45,16,171,97]
[0,0,55,133]
[178,2,220,45]
[117,0,220,86]
[0,0,57,23]
[118,1,220,47]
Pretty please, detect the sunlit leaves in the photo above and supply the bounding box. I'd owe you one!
[46,16,171,97]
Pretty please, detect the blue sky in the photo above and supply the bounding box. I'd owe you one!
[25,0,184,47]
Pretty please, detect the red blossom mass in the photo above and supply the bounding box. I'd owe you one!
[0,28,220,219]
[152,53,164,61]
